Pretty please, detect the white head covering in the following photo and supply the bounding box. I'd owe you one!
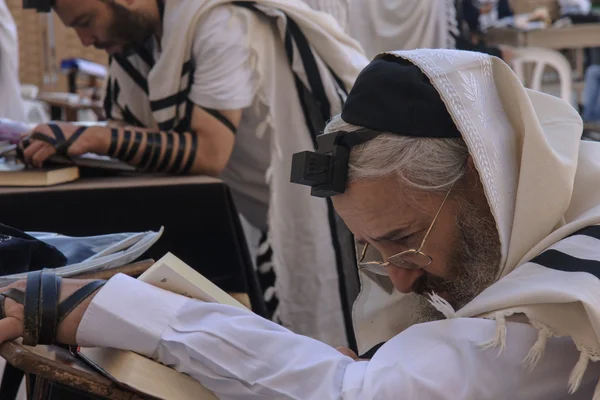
[348,0,456,59]
[352,49,600,396]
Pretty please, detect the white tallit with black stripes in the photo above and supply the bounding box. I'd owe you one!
[352,49,600,398]
[103,0,369,346]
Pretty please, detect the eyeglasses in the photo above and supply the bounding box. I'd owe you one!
[357,186,454,276]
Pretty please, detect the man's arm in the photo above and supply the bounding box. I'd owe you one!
[0,274,580,399]
[21,105,238,175]
[73,274,564,400]
[101,106,238,175]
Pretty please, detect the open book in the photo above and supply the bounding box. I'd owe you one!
[78,253,248,399]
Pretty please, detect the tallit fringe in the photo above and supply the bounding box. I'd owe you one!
[241,16,278,186]
[568,351,590,394]
[477,312,599,396]
[522,325,552,371]
[524,320,599,397]
[594,379,600,400]
[480,311,507,354]
[427,293,456,319]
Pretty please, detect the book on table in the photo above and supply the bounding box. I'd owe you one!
[78,253,248,400]
[0,162,79,187]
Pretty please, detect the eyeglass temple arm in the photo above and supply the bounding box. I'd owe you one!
[416,185,455,251]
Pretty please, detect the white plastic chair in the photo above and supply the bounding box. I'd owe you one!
[510,47,573,104]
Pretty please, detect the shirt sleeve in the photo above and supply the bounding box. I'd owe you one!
[187,5,257,110]
[77,274,562,400]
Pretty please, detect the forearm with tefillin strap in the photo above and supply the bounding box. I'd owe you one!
[108,128,198,174]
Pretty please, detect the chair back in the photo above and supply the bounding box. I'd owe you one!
[511,47,573,104]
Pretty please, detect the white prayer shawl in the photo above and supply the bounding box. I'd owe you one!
[348,0,456,59]
[0,0,25,122]
[302,0,349,33]
[102,0,369,346]
[353,49,600,397]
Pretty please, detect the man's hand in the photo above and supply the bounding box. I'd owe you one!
[0,278,100,345]
[20,123,107,168]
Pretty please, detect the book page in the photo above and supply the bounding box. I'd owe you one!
[141,265,216,302]
[139,253,247,310]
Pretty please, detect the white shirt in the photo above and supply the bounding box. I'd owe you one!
[77,274,600,399]
[188,5,271,230]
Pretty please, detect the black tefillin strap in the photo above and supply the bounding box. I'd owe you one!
[107,128,198,174]
[359,342,385,360]
[19,123,88,164]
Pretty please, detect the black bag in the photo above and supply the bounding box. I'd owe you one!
[0,223,67,276]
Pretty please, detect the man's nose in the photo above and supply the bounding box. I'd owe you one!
[387,266,423,294]
[74,28,95,47]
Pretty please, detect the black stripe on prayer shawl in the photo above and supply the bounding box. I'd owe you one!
[122,105,145,128]
[530,250,600,280]
[111,80,146,127]
[150,88,190,112]
[114,55,149,94]
[286,17,331,125]
[328,67,348,97]
[155,62,196,130]
[113,77,121,100]
[285,31,318,147]
[232,1,358,350]
[359,342,385,359]
[568,225,600,240]
[529,225,600,279]
[103,77,113,120]
[240,2,357,351]
[181,60,194,77]
[177,70,196,132]
[327,66,348,106]
[135,45,155,69]
[149,62,194,112]
[175,99,195,133]
[282,13,357,352]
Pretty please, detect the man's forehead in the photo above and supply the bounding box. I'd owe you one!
[333,177,423,236]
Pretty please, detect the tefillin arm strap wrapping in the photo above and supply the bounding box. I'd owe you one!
[107,128,198,174]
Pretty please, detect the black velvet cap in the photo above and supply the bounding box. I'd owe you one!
[341,55,461,138]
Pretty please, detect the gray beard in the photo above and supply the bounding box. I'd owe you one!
[411,197,501,325]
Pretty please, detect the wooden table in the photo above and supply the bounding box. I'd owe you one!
[486,24,600,79]
[1,341,152,400]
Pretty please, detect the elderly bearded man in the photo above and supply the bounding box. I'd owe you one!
[1,49,600,399]
[18,0,368,346]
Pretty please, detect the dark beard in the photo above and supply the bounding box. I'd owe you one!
[411,196,501,324]
[96,1,157,54]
